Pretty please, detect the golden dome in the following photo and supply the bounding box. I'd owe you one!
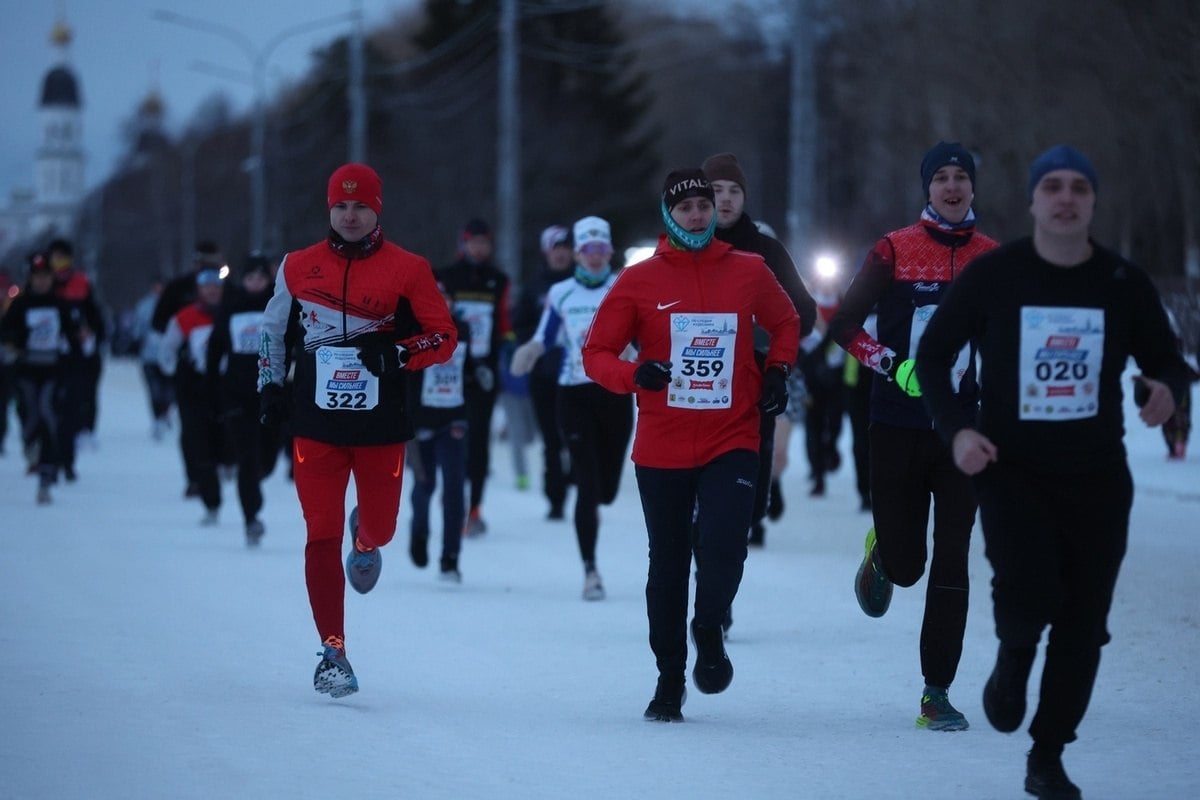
[51,21,73,47]
[140,91,164,116]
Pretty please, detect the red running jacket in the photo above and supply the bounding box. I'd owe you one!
[583,235,800,469]
[259,234,457,447]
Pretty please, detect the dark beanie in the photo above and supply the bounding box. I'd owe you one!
[1028,145,1098,197]
[242,253,272,278]
[47,238,73,256]
[662,168,715,211]
[194,241,221,264]
[462,218,491,239]
[702,152,748,196]
[920,142,976,197]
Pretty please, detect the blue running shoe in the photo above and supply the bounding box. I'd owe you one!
[314,636,358,698]
[916,686,969,731]
[346,507,381,594]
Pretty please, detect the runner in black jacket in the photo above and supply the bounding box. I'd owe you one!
[0,254,80,504]
[435,218,512,536]
[917,145,1192,800]
[206,254,275,545]
[704,152,816,549]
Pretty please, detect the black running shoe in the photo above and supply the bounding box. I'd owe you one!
[643,675,686,722]
[1025,745,1082,800]
[690,619,733,694]
[766,479,784,521]
[983,644,1036,733]
[410,531,429,568]
[854,527,892,617]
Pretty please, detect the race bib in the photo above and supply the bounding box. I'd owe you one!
[421,342,467,408]
[455,299,494,358]
[230,311,264,355]
[910,304,970,390]
[25,307,62,353]
[1018,306,1104,421]
[314,346,379,411]
[667,313,736,410]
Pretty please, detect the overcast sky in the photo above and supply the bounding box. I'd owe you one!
[0,0,415,196]
[0,1,781,203]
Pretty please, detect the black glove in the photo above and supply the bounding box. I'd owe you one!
[259,382,288,428]
[1132,376,1150,408]
[356,339,410,377]
[758,366,789,416]
[633,360,673,391]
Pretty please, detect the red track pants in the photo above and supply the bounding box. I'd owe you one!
[292,436,406,643]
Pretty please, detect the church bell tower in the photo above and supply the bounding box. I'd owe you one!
[33,18,85,235]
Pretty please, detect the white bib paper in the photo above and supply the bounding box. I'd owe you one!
[1018,306,1104,421]
[455,299,494,358]
[314,346,379,411]
[910,304,970,390]
[421,342,467,408]
[666,312,736,410]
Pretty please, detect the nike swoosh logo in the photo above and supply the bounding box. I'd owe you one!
[656,301,681,311]
[392,453,403,478]
[294,442,305,464]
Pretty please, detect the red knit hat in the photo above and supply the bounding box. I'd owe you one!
[327,163,383,214]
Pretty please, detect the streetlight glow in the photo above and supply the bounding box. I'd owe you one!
[814,253,840,281]
[624,245,656,266]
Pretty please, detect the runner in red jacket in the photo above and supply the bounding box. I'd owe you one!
[258,163,457,698]
[582,168,799,722]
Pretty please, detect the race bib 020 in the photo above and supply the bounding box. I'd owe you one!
[1018,306,1104,421]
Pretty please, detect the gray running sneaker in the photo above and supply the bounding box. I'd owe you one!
[314,636,358,698]
[463,508,487,538]
[583,568,605,601]
[245,519,265,547]
[346,522,382,594]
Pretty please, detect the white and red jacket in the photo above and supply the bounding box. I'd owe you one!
[259,232,457,447]
[159,302,216,380]
[583,235,800,469]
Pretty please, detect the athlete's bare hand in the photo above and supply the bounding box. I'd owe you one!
[952,428,998,476]
[1134,375,1177,427]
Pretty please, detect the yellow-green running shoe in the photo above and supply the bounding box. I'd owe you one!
[916,686,969,731]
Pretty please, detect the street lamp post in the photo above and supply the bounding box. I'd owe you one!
[153,9,357,252]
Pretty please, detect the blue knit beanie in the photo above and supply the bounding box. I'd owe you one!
[1028,145,1098,198]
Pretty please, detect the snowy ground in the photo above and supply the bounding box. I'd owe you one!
[2,359,1197,799]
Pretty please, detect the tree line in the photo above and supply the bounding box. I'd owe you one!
[14,0,1195,345]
